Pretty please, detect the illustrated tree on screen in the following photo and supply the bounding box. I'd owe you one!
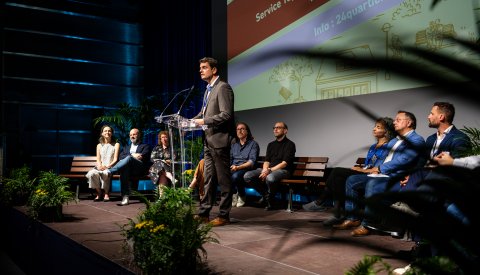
[269,56,313,103]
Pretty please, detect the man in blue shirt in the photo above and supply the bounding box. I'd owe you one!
[230,122,260,207]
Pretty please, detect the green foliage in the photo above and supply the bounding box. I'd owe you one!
[184,136,203,169]
[93,98,157,146]
[347,255,459,275]
[122,187,217,274]
[460,126,480,156]
[346,255,391,275]
[27,171,75,220]
[0,166,36,206]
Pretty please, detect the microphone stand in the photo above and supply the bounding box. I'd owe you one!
[155,86,193,123]
[176,85,195,115]
[154,85,193,188]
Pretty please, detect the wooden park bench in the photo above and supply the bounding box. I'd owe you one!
[59,156,150,201]
[257,156,329,212]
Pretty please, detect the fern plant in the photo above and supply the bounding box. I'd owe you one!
[122,187,217,274]
[27,171,75,220]
[0,166,36,206]
[460,126,480,156]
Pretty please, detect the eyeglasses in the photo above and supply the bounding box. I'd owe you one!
[273,126,284,130]
[236,128,246,131]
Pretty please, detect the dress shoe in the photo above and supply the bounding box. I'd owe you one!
[194,215,209,224]
[333,219,361,229]
[209,217,230,227]
[120,195,129,206]
[351,226,370,236]
[323,216,345,227]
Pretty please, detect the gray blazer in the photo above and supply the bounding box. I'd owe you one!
[194,79,235,149]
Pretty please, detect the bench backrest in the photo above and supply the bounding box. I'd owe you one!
[69,156,97,174]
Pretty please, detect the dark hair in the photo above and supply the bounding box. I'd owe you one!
[98,125,116,145]
[398,110,417,129]
[376,117,396,140]
[235,122,253,142]
[199,57,218,71]
[433,101,455,124]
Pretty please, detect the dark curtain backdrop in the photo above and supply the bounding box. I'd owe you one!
[143,0,213,120]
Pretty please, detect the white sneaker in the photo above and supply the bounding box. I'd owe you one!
[232,193,238,207]
[121,195,129,206]
[236,195,246,207]
[393,264,411,275]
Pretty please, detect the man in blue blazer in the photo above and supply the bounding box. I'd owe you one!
[109,128,152,206]
[394,102,470,192]
[334,110,426,236]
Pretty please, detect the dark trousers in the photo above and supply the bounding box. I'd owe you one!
[109,156,147,197]
[322,167,363,217]
[198,145,232,219]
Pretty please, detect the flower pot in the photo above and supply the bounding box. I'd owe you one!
[38,205,63,222]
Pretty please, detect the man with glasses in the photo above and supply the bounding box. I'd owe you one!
[244,122,296,210]
[230,122,260,207]
[334,111,426,236]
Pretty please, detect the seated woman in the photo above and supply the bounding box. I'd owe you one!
[188,158,205,200]
[303,117,396,227]
[85,125,120,202]
[149,131,176,196]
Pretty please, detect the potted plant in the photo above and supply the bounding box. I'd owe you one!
[27,171,75,222]
[122,187,217,274]
[0,165,36,206]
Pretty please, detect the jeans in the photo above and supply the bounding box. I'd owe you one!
[244,168,290,197]
[109,156,148,196]
[231,170,248,197]
[344,174,370,220]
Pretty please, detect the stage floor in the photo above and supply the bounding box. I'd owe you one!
[8,194,413,274]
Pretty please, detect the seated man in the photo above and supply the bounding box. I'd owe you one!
[367,102,470,238]
[244,121,295,210]
[108,128,152,206]
[230,122,259,207]
[334,111,426,236]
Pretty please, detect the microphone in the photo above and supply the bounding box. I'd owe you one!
[156,86,193,123]
[176,85,195,115]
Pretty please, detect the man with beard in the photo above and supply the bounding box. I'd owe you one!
[244,121,296,210]
[108,128,152,206]
[398,102,470,191]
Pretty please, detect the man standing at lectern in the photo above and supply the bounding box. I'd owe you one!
[193,57,235,226]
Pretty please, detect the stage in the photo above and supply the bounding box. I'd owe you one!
[2,194,413,274]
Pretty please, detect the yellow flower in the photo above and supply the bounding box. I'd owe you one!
[151,224,165,233]
[135,221,148,229]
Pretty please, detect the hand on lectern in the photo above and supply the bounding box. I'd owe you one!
[194,119,205,126]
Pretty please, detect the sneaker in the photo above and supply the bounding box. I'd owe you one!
[390,202,419,216]
[120,195,129,206]
[393,264,411,275]
[302,200,326,211]
[323,216,345,227]
[236,195,246,207]
[232,193,238,207]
